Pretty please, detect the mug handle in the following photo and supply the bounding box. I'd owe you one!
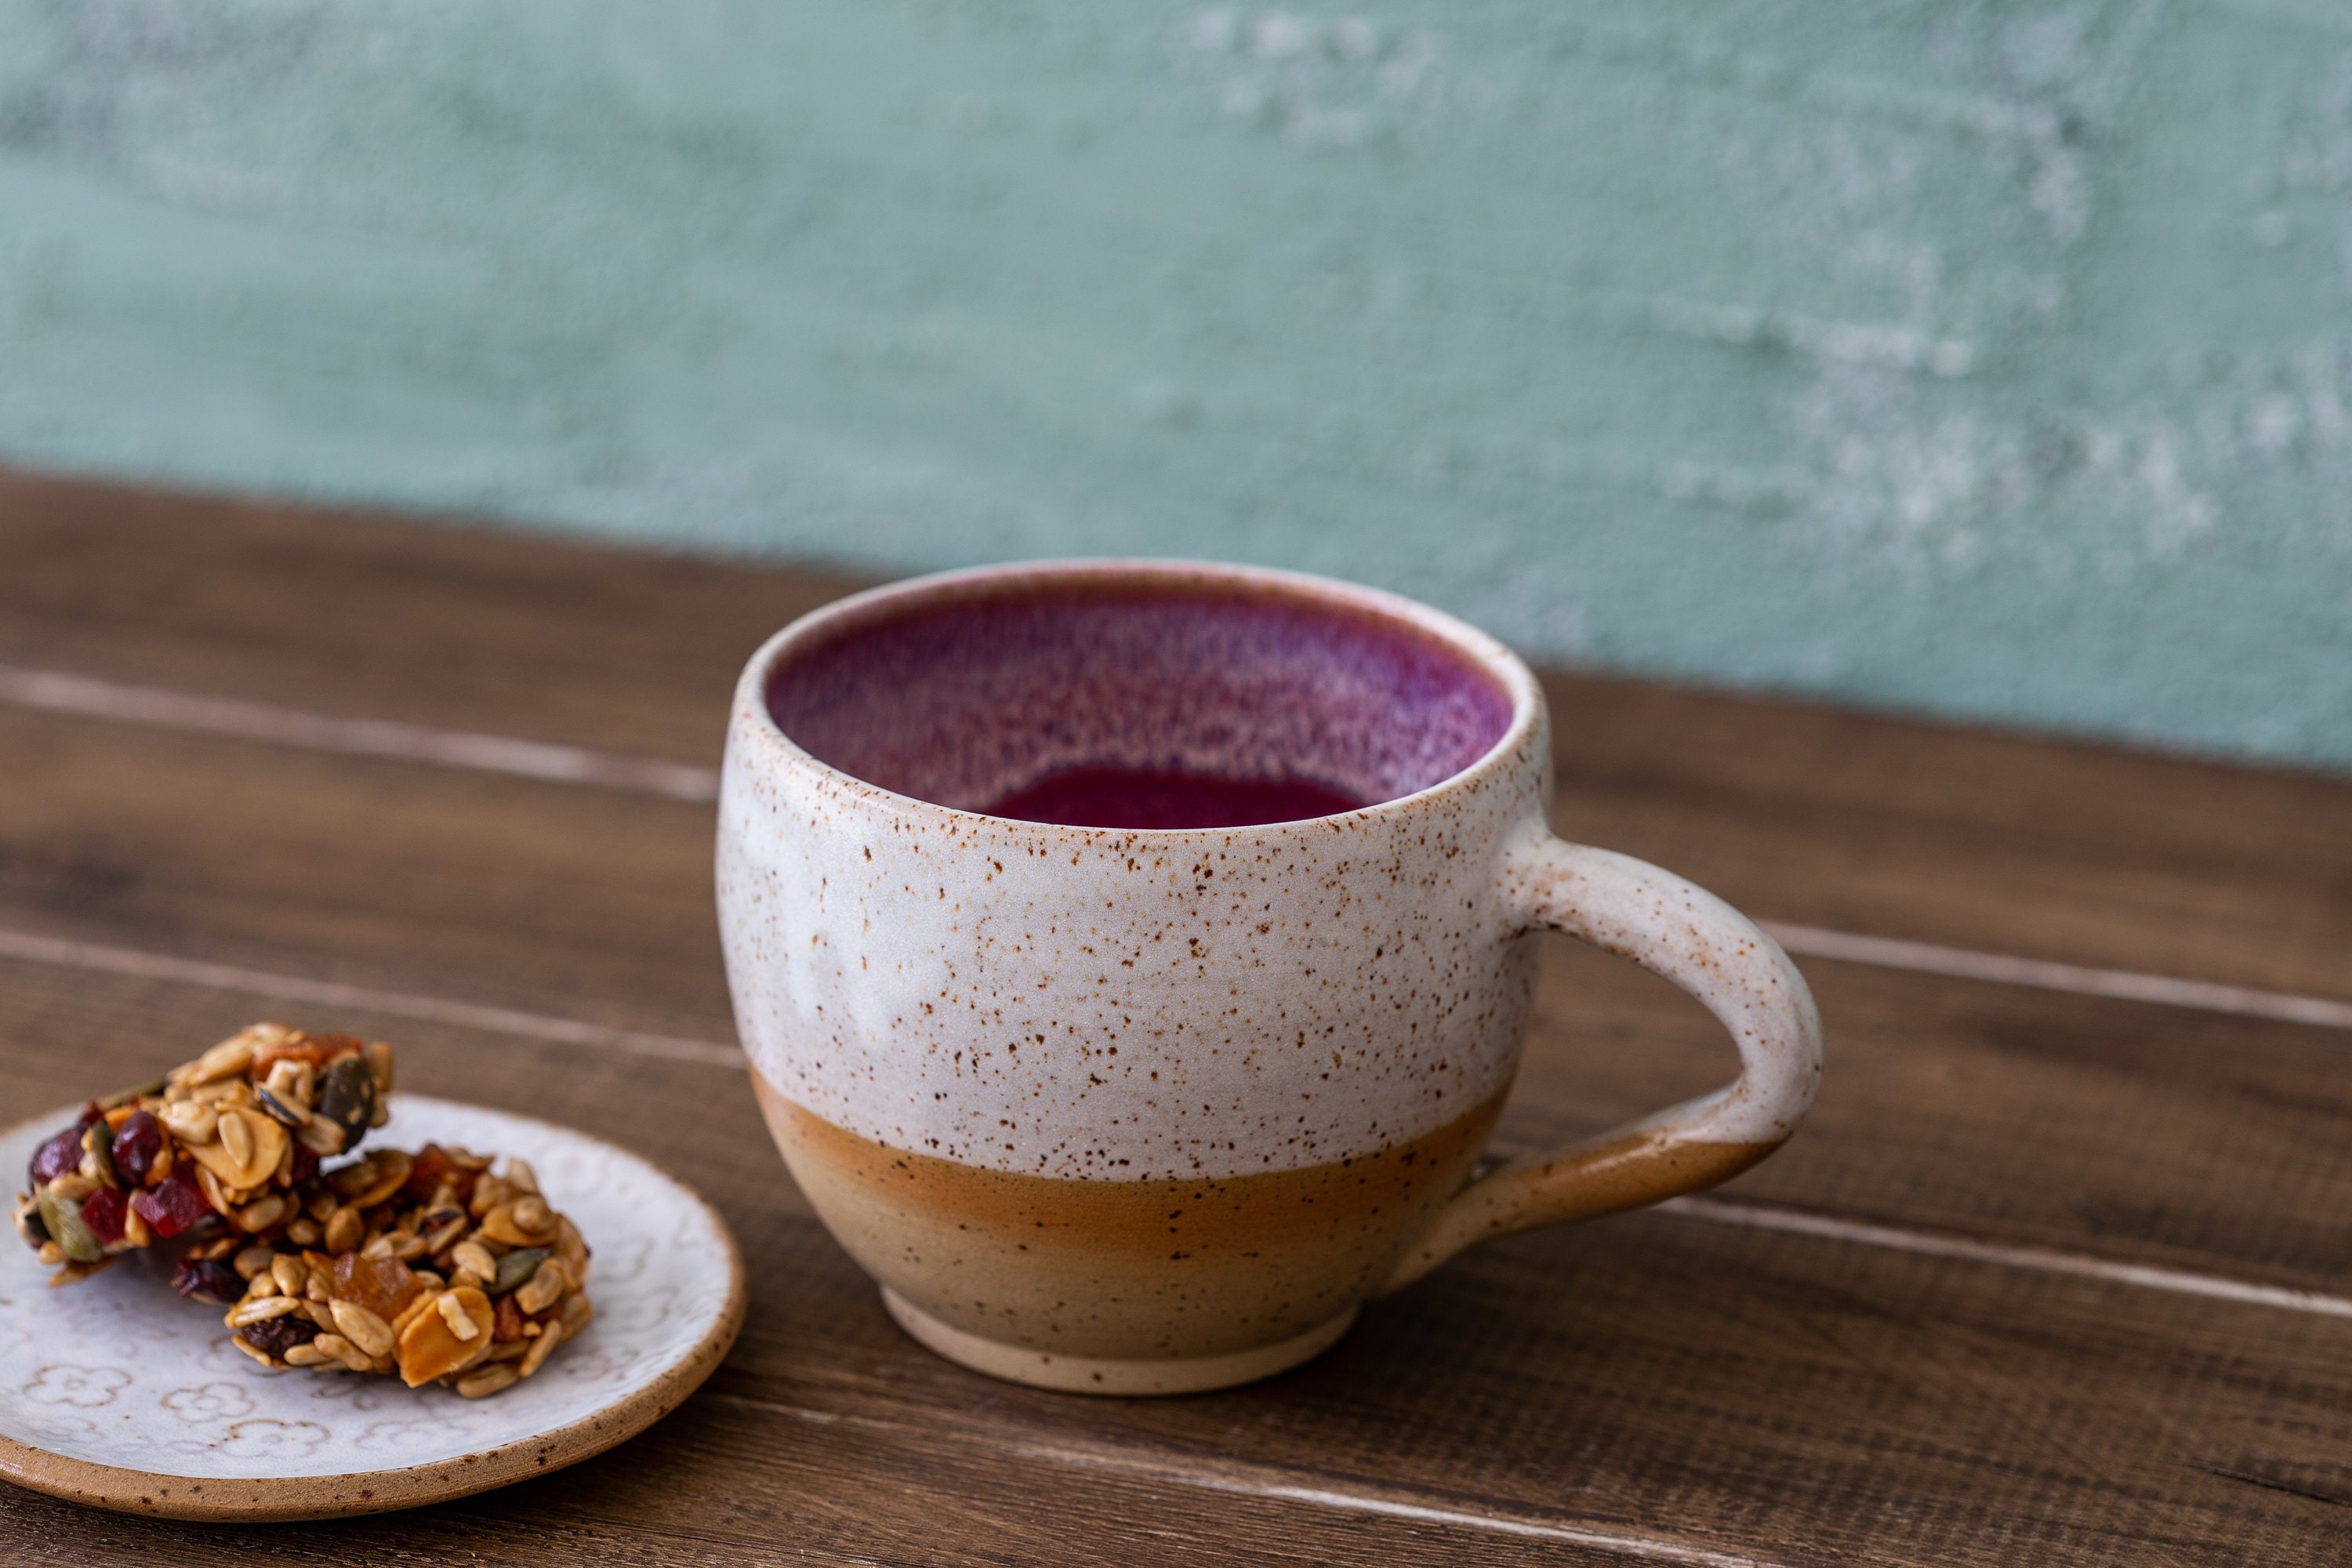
[1377,830,1824,1295]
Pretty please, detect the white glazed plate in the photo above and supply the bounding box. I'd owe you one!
[0,1095,743,1520]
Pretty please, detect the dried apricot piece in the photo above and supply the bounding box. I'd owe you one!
[328,1251,423,1322]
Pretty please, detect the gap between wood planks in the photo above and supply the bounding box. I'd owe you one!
[4,924,2348,1326]
[5,659,2348,1034]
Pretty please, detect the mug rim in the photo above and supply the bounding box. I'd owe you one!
[728,557,1545,837]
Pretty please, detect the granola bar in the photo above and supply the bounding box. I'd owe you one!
[198,1144,595,1398]
[12,1025,593,1399]
[11,1024,393,1280]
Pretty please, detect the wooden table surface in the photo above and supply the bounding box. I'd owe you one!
[1,467,2347,1566]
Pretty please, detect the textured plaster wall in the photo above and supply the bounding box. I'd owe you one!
[2,1,2348,764]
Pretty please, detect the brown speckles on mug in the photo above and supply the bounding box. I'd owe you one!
[717,561,1822,1394]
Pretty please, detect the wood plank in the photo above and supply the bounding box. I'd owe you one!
[4,466,2348,1004]
[0,466,839,763]
[0,703,733,1040]
[0,1396,1596,1568]
[1,964,2344,1566]
[3,709,2349,1297]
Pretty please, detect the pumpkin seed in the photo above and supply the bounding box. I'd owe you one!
[79,1124,118,1190]
[315,1057,377,1148]
[36,1189,100,1263]
[256,1084,310,1127]
[490,1247,548,1296]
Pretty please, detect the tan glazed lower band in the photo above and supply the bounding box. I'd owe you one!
[753,1070,1502,1381]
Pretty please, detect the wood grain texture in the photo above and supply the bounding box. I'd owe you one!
[1,962,2346,1566]
[5,465,2348,1003]
[2,468,2348,1564]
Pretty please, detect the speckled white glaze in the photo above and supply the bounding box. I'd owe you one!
[717,561,1821,1392]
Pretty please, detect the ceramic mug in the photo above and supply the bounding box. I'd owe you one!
[717,561,1821,1395]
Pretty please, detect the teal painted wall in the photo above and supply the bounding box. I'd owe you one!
[2,1,2348,764]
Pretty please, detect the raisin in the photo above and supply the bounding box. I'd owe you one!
[237,1314,320,1360]
[287,1140,319,1188]
[79,1187,129,1246]
[171,1256,244,1304]
[110,1111,164,1188]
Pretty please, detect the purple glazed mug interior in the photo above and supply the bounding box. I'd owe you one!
[761,564,1519,825]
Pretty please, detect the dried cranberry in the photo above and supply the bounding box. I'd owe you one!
[27,1123,88,1189]
[286,1140,319,1188]
[403,1143,456,1203]
[129,1164,215,1240]
[236,1314,320,1360]
[79,1187,129,1246]
[171,1255,244,1304]
[109,1111,165,1187]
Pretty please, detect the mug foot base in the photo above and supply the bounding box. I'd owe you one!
[880,1289,1359,1396]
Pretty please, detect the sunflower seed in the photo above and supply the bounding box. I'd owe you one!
[514,1258,568,1315]
[451,1240,499,1283]
[454,1363,519,1399]
[226,1294,302,1327]
[329,1299,396,1358]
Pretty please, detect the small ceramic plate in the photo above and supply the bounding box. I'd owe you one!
[0,1095,743,1520]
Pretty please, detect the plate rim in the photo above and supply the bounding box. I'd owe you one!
[0,1094,747,1521]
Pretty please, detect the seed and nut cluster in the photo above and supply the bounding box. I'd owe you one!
[12,1024,593,1399]
[191,1142,594,1396]
[11,1024,390,1282]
